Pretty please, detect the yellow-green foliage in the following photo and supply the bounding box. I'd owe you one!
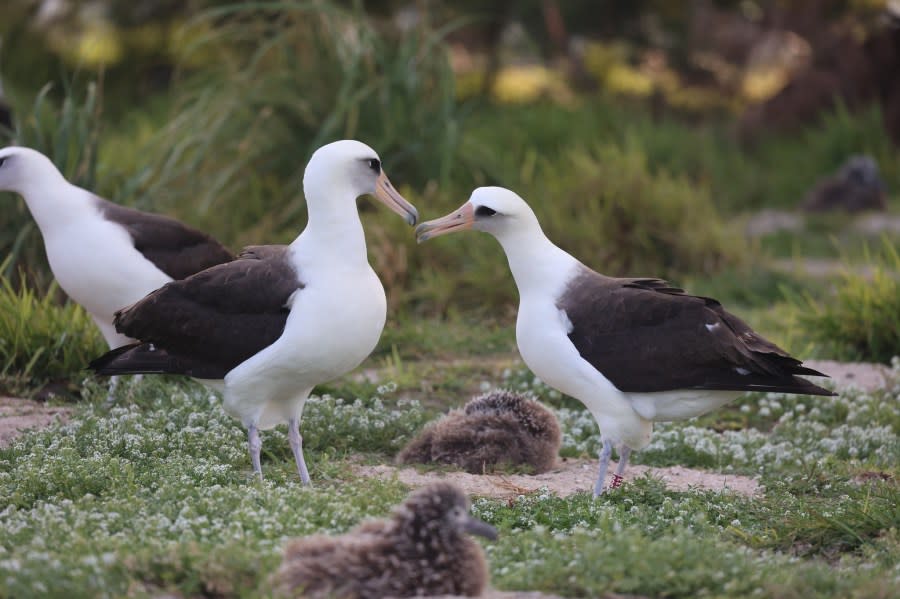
[536,144,744,278]
[0,275,104,394]
[794,240,900,363]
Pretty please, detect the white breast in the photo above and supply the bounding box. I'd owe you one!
[44,211,172,344]
[222,262,387,429]
[282,264,387,379]
[516,296,652,450]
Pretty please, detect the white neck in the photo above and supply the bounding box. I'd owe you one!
[493,223,579,298]
[18,177,96,235]
[291,180,369,268]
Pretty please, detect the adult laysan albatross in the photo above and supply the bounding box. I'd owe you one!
[90,140,418,483]
[0,146,233,349]
[416,186,833,496]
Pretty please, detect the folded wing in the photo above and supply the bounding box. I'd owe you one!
[95,197,234,279]
[90,245,300,378]
[558,268,833,396]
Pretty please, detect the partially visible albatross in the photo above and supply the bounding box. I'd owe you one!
[0,146,233,349]
[416,187,833,496]
[91,140,418,483]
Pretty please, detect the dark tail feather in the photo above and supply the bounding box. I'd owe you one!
[89,343,180,376]
[791,365,831,377]
[700,374,836,396]
[759,376,836,396]
[89,343,228,379]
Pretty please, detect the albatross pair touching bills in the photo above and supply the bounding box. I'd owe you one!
[417,187,833,495]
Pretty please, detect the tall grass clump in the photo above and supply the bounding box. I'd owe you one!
[135,0,464,246]
[0,271,104,395]
[538,143,745,278]
[1,82,103,286]
[792,239,900,363]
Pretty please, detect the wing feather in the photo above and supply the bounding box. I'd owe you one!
[558,268,832,395]
[93,245,300,377]
[95,197,234,279]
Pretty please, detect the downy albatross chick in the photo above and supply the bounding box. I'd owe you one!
[397,388,561,474]
[801,154,887,213]
[90,140,418,482]
[276,482,496,598]
[416,187,834,496]
[0,146,233,349]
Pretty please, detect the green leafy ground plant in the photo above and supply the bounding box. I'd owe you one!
[0,272,104,395]
[791,239,900,363]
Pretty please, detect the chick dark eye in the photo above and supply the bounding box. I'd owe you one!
[367,158,381,174]
[475,205,497,217]
[0,158,5,168]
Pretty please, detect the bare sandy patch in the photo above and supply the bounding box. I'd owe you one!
[356,458,759,498]
[804,360,892,392]
[0,396,71,448]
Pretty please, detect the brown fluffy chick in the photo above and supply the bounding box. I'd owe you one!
[801,155,887,213]
[397,389,561,474]
[275,482,496,598]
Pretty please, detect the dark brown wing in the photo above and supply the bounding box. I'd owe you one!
[95,197,234,279]
[89,245,299,378]
[558,267,833,395]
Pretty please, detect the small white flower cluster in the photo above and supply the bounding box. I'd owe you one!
[300,391,428,452]
[501,367,562,401]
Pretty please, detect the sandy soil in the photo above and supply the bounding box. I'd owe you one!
[804,360,892,392]
[770,257,883,279]
[743,210,900,237]
[0,396,71,448]
[743,210,804,237]
[356,458,760,499]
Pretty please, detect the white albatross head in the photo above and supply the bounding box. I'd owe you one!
[0,146,68,196]
[303,140,418,226]
[415,186,542,244]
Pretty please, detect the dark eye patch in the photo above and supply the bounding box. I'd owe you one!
[475,205,497,217]
[367,158,381,174]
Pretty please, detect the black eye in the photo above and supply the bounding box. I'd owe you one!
[475,205,497,217]
[367,158,381,174]
[0,158,5,168]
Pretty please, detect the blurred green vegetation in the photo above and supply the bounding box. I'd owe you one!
[790,239,900,363]
[0,266,104,395]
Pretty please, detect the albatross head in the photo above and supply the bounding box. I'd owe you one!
[303,140,418,226]
[0,146,66,195]
[415,186,540,243]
